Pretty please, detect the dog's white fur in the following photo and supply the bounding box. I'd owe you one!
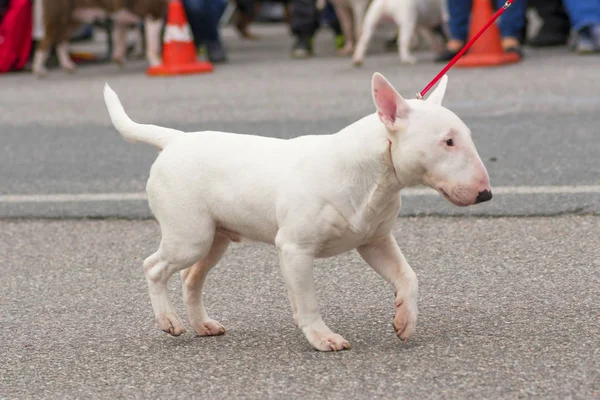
[103,73,491,351]
[352,0,447,65]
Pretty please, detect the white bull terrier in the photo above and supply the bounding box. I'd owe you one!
[103,73,492,351]
[352,0,447,66]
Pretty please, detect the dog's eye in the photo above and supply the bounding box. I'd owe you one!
[446,139,454,147]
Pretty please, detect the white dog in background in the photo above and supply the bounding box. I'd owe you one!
[352,0,448,65]
[103,72,492,352]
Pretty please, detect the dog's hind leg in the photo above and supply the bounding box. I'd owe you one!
[180,233,231,337]
[56,39,77,72]
[143,216,216,337]
[351,0,369,43]
[351,0,384,66]
[32,36,53,77]
[393,4,418,64]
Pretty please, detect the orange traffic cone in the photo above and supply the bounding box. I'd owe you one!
[147,0,214,76]
[455,0,520,68]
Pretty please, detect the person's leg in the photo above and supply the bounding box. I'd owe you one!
[562,0,600,31]
[496,0,526,54]
[290,0,320,57]
[528,0,571,47]
[434,0,471,62]
[181,0,204,48]
[562,0,600,53]
[204,0,228,62]
[181,0,228,62]
[447,0,471,43]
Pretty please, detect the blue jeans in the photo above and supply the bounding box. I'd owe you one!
[447,0,527,41]
[181,0,227,45]
[562,0,600,31]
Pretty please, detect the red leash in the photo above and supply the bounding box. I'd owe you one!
[417,0,516,99]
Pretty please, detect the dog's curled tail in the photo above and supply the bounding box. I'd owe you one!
[103,83,183,150]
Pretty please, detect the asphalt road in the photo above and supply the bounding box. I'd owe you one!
[0,26,599,218]
[1,217,599,399]
[1,23,599,399]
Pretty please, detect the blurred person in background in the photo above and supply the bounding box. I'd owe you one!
[289,0,320,57]
[435,0,527,63]
[562,0,600,54]
[182,0,228,63]
[527,0,571,47]
[289,0,343,57]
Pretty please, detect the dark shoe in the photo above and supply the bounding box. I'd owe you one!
[528,30,569,47]
[205,40,227,63]
[504,45,524,60]
[291,35,313,58]
[434,48,461,63]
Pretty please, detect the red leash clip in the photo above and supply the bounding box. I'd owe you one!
[417,0,515,100]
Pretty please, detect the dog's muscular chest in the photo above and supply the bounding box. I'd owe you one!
[314,193,401,258]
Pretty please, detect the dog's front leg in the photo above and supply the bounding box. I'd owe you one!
[357,233,418,341]
[111,21,127,67]
[144,16,162,67]
[277,243,351,351]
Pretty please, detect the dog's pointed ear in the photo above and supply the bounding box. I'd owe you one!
[426,74,448,105]
[372,72,411,131]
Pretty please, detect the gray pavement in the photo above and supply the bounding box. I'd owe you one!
[0,24,599,217]
[1,22,600,399]
[1,217,599,399]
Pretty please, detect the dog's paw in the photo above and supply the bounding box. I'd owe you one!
[305,330,351,352]
[157,312,186,336]
[112,57,125,69]
[193,319,226,337]
[352,57,363,67]
[62,60,77,73]
[337,44,354,57]
[148,54,162,67]
[33,67,48,79]
[393,295,417,342]
[400,55,417,65]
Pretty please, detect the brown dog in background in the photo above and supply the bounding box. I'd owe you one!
[32,0,167,77]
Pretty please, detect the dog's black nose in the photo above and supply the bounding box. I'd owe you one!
[475,190,493,204]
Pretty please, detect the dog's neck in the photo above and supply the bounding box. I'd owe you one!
[337,113,420,190]
[329,114,418,220]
